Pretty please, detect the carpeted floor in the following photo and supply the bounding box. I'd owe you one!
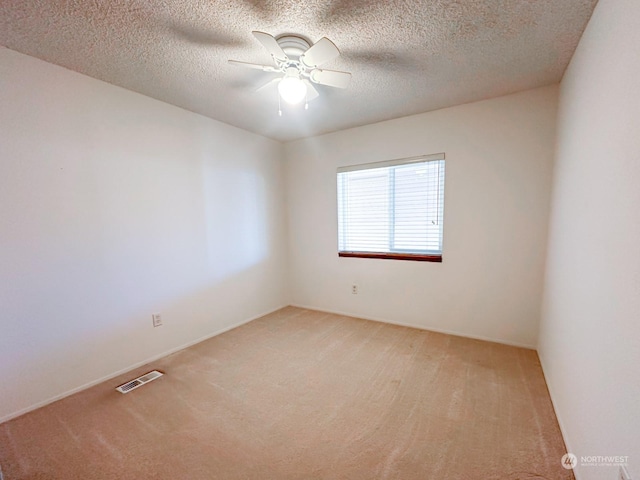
[0,307,572,479]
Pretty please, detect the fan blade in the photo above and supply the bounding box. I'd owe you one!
[300,37,340,68]
[256,78,281,92]
[303,80,319,101]
[228,60,278,72]
[252,31,287,62]
[309,69,351,88]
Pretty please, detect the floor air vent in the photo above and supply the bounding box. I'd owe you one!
[116,370,163,394]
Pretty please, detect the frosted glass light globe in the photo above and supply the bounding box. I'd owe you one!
[278,76,307,105]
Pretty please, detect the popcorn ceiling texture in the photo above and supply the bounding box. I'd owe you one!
[0,0,598,141]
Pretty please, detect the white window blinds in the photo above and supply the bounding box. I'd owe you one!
[337,154,445,257]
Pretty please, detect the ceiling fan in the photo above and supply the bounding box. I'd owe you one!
[229,31,352,110]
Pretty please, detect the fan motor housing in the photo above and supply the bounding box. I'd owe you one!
[276,35,311,58]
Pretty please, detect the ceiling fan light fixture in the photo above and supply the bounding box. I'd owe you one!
[278,75,307,105]
[230,31,351,111]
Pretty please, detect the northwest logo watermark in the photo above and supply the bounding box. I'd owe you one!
[561,453,629,469]
[561,454,577,470]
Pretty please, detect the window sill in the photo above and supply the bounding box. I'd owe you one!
[338,251,442,262]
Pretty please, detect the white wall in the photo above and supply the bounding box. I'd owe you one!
[0,47,289,422]
[539,1,640,478]
[285,86,558,348]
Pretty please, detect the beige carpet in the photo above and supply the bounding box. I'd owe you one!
[0,307,572,479]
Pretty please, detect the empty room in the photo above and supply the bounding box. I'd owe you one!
[0,0,638,479]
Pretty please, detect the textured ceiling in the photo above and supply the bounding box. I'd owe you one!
[0,0,598,141]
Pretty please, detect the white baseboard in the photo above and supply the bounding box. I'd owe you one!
[0,304,288,424]
[537,352,579,479]
[2,303,535,424]
[290,303,537,350]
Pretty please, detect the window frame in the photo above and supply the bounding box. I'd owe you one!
[336,153,445,263]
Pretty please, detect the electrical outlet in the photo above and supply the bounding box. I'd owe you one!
[619,466,631,480]
[152,313,162,327]
[351,284,358,294]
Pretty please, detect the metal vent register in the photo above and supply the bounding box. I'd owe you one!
[116,370,163,394]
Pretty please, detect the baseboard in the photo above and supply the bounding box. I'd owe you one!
[537,351,579,479]
[0,304,288,425]
[290,303,537,350]
[2,303,534,424]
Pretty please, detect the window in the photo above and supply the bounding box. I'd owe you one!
[337,153,445,262]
